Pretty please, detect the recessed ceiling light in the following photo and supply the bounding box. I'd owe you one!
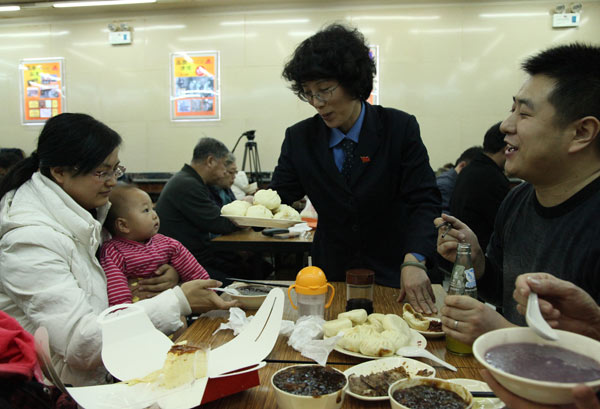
[53,0,155,8]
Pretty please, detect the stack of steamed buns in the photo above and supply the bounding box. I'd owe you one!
[221,189,301,221]
[323,309,413,357]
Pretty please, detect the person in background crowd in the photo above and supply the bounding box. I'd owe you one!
[0,150,25,179]
[436,146,483,214]
[437,43,600,345]
[270,23,441,313]
[209,153,237,208]
[0,113,235,386]
[481,272,600,409]
[450,122,509,254]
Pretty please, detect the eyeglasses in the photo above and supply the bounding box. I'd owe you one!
[298,84,339,104]
[94,165,126,182]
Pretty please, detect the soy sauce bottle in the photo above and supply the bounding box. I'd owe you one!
[445,242,477,355]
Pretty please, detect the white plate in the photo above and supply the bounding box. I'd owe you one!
[222,215,299,228]
[416,317,445,338]
[332,329,427,359]
[447,378,504,409]
[344,356,436,401]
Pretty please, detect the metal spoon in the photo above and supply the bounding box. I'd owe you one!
[396,346,457,371]
[209,287,241,296]
[526,291,559,341]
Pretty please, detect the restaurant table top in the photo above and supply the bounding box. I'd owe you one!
[210,229,314,254]
[178,282,486,408]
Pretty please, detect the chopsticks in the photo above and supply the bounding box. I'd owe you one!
[265,359,356,365]
[225,277,290,288]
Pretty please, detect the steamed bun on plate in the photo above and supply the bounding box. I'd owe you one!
[273,204,301,221]
[221,200,251,217]
[253,189,281,210]
[246,204,273,219]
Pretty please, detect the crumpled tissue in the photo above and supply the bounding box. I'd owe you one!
[212,307,252,336]
[284,315,341,366]
[288,222,312,233]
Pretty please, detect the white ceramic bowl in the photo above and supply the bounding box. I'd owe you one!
[227,283,271,309]
[271,365,347,409]
[473,327,600,405]
[388,377,473,409]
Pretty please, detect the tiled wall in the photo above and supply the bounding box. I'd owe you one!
[1,1,599,171]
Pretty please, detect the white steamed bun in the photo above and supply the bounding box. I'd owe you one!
[253,189,281,210]
[273,204,301,221]
[221,200,251,217]
[245,204,273,219]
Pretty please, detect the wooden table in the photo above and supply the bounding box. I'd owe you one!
[178,283,485,408]
[210,229,313,254]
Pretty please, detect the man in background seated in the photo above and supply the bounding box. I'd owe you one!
[156,138,240,283]
[450,122,509,255]
[437,43,600,345]
[436,146,482,214]
[209,153,237,208]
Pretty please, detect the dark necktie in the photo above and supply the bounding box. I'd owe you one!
[340,138,356,184]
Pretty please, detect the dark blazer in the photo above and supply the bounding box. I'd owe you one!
[270,103,441,286]
[155,164,238,265]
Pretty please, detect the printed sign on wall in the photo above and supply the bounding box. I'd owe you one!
[170,51,220,121]
[368,45,379,105]
[19,58,65,125]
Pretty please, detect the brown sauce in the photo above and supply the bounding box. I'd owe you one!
[485,342,600,383]
[392,385,467,409]
[273,365,346,397]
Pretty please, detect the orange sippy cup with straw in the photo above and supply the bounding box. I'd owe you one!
[287,266,335,319]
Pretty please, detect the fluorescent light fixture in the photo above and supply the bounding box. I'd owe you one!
[479,12,548,18]
[350,15,440,21]
[54,0,155,8]
[220,18,309,26]
[0,5,20,11]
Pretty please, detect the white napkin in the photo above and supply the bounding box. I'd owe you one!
[288,222,312,233]
[212,307,252,336]
[286,315,341,366]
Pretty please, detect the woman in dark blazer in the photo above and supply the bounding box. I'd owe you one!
[270,24,441,314]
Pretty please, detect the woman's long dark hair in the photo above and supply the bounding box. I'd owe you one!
[0,113,122,200]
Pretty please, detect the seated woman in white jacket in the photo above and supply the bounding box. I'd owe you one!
[0,113,238,387]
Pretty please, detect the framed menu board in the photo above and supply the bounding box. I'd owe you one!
[170,51,220,121]
[19,57,65,125]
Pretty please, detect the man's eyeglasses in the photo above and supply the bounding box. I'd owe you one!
[94,165,126,182]
[298,84,339,104]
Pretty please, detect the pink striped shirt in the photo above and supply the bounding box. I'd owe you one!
[100,234,210,306]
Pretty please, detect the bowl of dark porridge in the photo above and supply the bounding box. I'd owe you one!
[227,283,273,309]
[271,364,347,409]
[388,377,472,409]
[473,327,600,404]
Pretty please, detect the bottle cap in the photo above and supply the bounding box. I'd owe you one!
[290,266,330,295]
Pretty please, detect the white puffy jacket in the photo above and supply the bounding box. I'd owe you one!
[0,172,190,386]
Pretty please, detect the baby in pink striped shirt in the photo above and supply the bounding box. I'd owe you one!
[100,184,211,307]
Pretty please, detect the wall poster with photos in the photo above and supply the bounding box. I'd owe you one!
[368,45,379,105]
[19,58,65,125]
[170,51,220,121]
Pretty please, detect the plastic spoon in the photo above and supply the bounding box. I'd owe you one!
[526,291,559,341]
[209,287,241,296]
[396,346,457,372]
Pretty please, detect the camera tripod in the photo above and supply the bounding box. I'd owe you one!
[232,130,263,184]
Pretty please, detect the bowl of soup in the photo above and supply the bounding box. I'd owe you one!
[271,364,347,409]
[473,327,600,404]
[388,377,473,409]
[226,283,272,309]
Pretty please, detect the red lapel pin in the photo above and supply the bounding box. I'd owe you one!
[360,156,370,163]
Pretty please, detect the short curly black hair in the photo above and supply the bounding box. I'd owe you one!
[282,23,376,101]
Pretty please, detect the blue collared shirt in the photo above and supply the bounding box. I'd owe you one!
[329,102,365,172]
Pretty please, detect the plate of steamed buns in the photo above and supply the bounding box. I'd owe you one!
[221,189,302,228]
[323,309,427,359]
